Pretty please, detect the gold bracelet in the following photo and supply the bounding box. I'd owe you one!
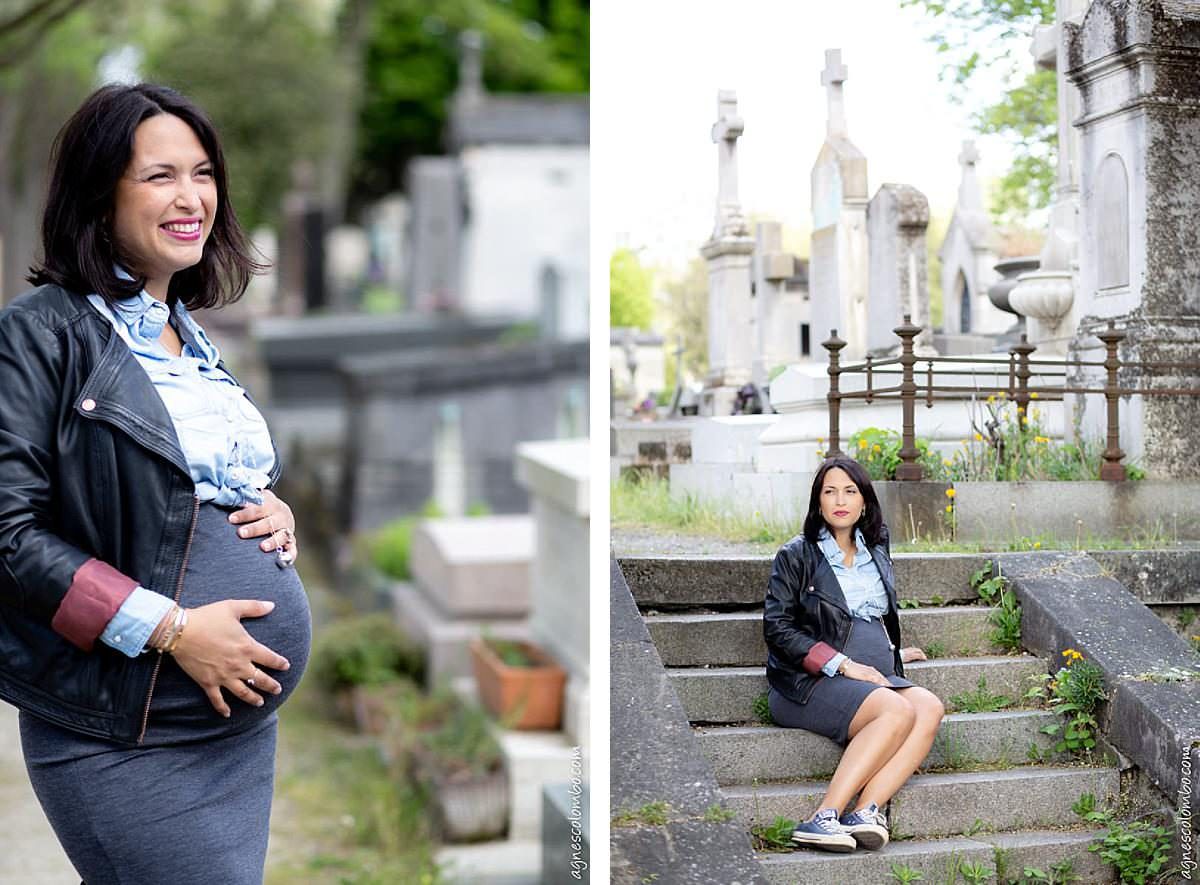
[155,604,184,654]
[164,608,188,655]
[150,604,178,653]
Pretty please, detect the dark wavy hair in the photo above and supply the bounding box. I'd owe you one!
[27,83,265,309]
[802,456,887,548]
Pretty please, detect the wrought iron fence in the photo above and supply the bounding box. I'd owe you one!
[821,315,1200,481]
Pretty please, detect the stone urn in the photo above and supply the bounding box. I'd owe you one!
[1008,269,1075,330]
[988,256,1040,315]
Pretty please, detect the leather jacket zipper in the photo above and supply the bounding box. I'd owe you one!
[137,494,200,744]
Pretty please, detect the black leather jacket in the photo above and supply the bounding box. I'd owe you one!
[763,526,904,705]
[0,284,280,744]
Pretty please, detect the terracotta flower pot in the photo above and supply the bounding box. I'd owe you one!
[470,638,566,730]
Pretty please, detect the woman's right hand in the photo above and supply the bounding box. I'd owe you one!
[842,660,890,686]
[168,600,291,718]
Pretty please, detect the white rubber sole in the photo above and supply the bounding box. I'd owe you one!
[845,822,890,851]
[790,831,857,853]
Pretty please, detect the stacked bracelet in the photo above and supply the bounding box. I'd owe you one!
[151,604,188,654]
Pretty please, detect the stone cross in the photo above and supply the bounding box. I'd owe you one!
[711,90,748,238]
[957,139,983,211]
[821,49,849,137]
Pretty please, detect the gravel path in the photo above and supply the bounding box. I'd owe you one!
[0,705,78,884]
[611,525,779,557]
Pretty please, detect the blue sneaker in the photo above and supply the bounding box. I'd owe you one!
[839,802,889,850]
[790,807,856,852]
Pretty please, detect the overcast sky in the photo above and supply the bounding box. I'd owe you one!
[593,0,1031,270]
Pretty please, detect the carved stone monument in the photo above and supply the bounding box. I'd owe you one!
[866,184,934,356]
[1065,0,1200,477]
[700,90,756,415]
[810,50,870,362]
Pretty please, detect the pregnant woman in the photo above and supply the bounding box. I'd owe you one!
[0,83,310,884]
[763,456,944,853]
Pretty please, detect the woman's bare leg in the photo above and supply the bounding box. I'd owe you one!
[815,688,915,813]
[853,686,945,810]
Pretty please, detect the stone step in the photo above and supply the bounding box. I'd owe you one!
[621,553,988,609]
[723,765,1120,840]
[670,656,1046,724]
[646,606,1004,667]
[696,709,1060,784]
[755,828,1115,885]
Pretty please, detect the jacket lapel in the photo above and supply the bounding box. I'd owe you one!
[74,322,192,480]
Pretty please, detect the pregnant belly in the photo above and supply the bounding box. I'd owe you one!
[145,503,312,742]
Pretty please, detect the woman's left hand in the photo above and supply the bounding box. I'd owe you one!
[900,646,927,663]
[228,489,298,561]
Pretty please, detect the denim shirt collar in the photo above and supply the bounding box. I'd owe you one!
[93,266,221,368]
[817,524,867,564]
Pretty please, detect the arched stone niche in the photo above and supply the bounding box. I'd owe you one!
[1095,153,1130,292]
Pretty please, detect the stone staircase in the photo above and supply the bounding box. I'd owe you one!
[623,554,1120,884]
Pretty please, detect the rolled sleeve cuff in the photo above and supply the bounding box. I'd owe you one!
[821,652,848,678]
[99,586,175,658]
[50,558,140,652]
[801,641,840,676]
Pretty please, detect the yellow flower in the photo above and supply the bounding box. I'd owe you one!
[943,459,952,467]
[872,443,882,453]
[945,488,956,499]
[858,439,868,450]
[1017,406,1025,414]
[1062,649,1075,657]
[1033,541,1041,549]
[974,433,983,442]
[1030,392,1039,399]
[987,394,996,404]
[998,391,1007,399]
[1035,436,1049,444]
[817,438,824,445]
[945,504,953,513]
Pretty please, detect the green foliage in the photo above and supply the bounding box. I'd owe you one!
[1018,859,1081,883]
[886,862,925,883]
[366,500,445,580]
[140,0,345,231]
[486,637,536,667]
[414,694,503,780]
[950,676,1012,713]
[958,860,993,884]
[924,640,947,659]
[610,248,655,331]
[1073,793,1176,884]
[613,800,671,828]
[901,0,1056,224]
[702,803,736,823]
[971,560,1022,651]
[310,613,424,693]
[752,692,772,725]
[659,257,709,382]
[899,598,921,609]
[1025,649,1106,756]
[749,815,797,851]
[355,0,588,205]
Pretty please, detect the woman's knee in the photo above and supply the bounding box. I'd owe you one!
[866,689,917,734]
[904,687,945,730]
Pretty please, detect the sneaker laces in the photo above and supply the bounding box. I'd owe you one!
[810,809,845,833]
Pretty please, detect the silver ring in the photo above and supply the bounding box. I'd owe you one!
[246,675,256,687]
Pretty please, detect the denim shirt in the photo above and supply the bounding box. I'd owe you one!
[87,276,277,657]
[816,525,890,676]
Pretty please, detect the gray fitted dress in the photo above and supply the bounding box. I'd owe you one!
[19,501,311,885]
[768,613,912,746]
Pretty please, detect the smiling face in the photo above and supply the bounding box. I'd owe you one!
[111,113,217,301]
[819,466,863,536]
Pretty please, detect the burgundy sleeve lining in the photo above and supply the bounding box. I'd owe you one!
[50,558,138,651]
[801,641,839,676]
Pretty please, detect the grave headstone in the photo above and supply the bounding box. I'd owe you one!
[810,49,869,361]
[700,90,756,415]
[867,184,934,355]
[1064,0,1200,477]
[405,157,464,313]
[751,221,807,392]
[937,141,1005,340]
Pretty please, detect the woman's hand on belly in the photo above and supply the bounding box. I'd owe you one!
[169,600,292,718]
[843,661,891,686]
[228,490,298,561]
